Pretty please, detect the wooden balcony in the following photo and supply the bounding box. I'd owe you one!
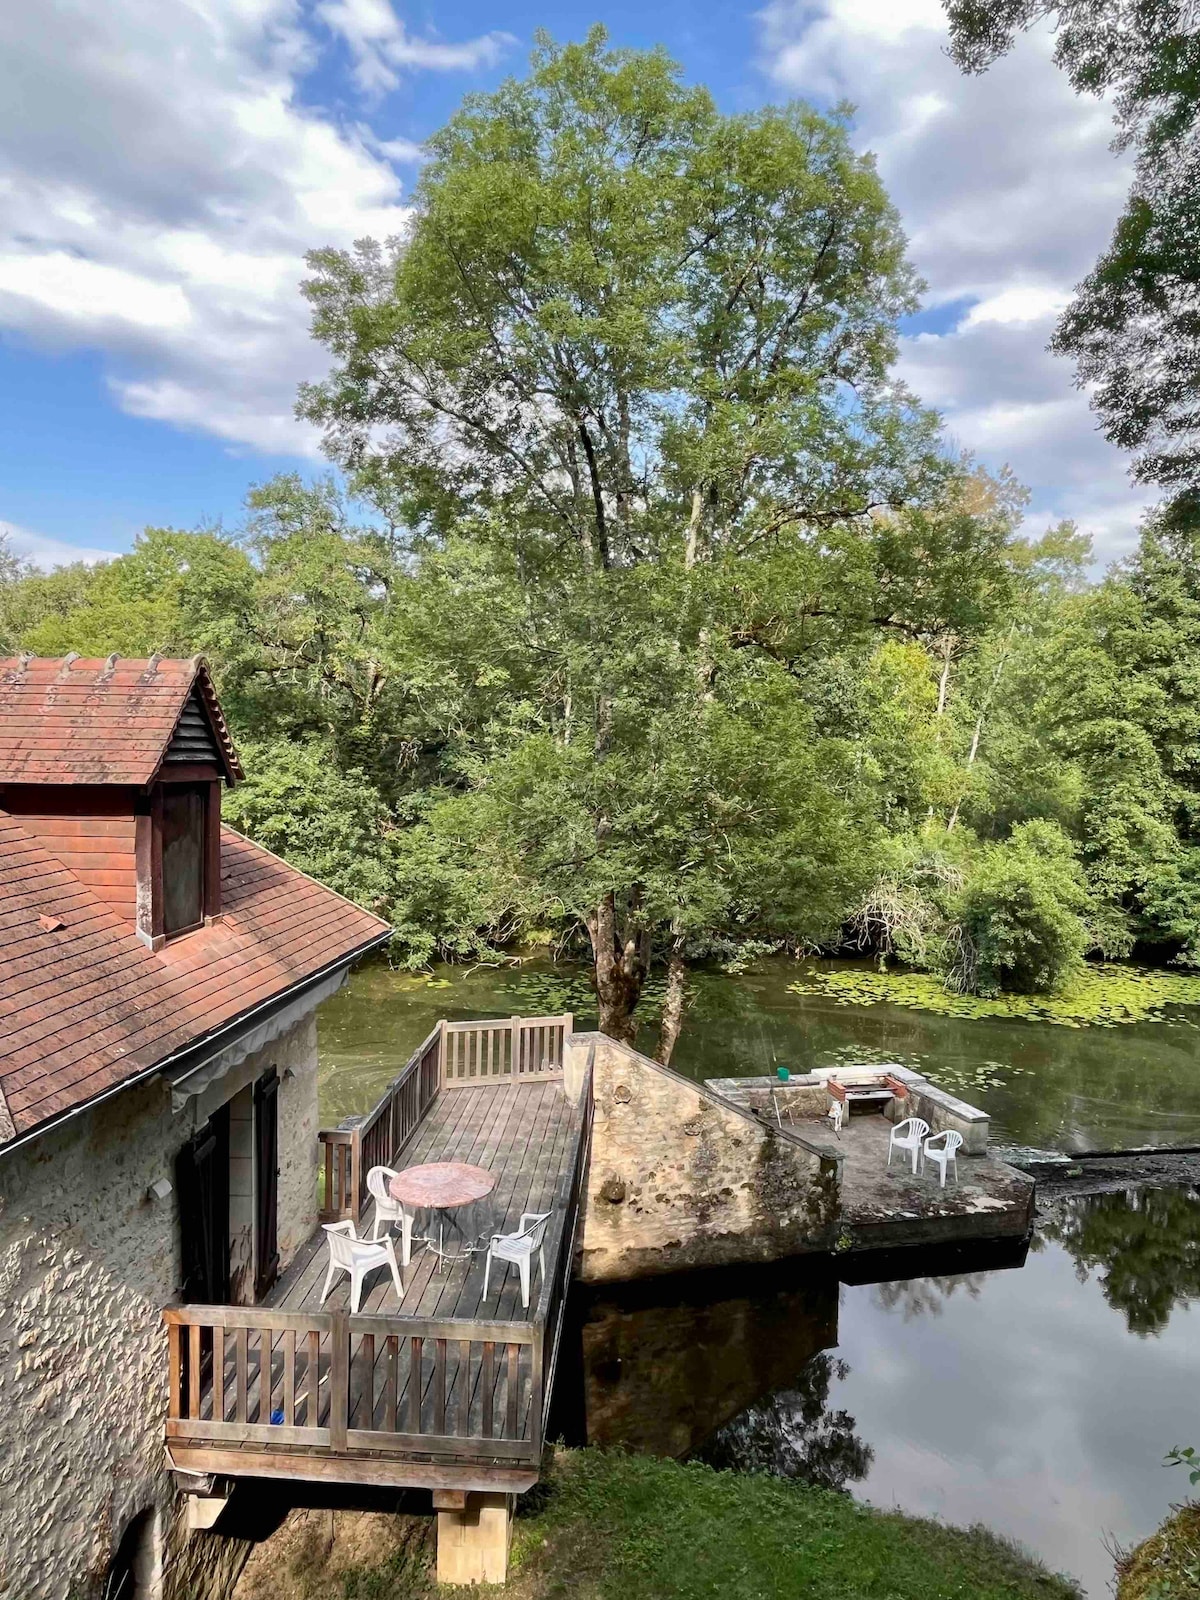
[164,1014,589,1494]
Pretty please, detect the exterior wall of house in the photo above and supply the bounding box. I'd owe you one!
[0,1012,319,1600]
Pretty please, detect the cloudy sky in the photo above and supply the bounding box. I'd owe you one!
[0,0,1148,568]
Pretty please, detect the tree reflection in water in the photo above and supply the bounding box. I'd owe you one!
[871,1272,987,1321]
[1039,1184,1200,1336]
[696,1352,873,1491]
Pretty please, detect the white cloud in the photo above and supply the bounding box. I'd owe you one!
[316,0,514,96]
[0,0,503,459]
[0,520,120,571]
[758,0,1153,563]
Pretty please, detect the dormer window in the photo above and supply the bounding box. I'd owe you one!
[161,783,207,937]
[0,653,241,952]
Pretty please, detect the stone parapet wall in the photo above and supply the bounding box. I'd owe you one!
[0,1014,318,1600]
[570,1034,840,1284]
[708,1066,990,1157]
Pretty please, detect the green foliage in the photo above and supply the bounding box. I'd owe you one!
[789,962,1200,1027]
[300,28,947,561]
[222,740,396,917]
[1165,1445,1200,1488]
[953,821,1091,995]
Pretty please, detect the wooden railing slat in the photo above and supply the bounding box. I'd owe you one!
[457,1339,470,1438]
[283,1329,295,1426]
[408,1336,423,1434]
[329,1313,348,1450]
[236,1328,248,1423]
[434,1338,446,1434]
[482,1341,495,1439]
[168,1322,182,1421]
[360,1332,374,1429]
[307,1330,320,1427]
[383,1335,397,1433]
[506,1343,519,1437]
[213,1325,225,1424]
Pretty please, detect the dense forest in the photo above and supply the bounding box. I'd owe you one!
[5,31,1200,1059]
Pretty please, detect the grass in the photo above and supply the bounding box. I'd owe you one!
[498,1450,1081,1600]
[1116,1502,1200,1599]
[266,1451,1084,1600]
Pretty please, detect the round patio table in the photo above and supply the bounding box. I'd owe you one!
[389,1162,496,1266]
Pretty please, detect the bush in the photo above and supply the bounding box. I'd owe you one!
[952,821,1091,995]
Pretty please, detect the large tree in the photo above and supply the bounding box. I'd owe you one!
[297,30,980,1043]
[944,0,1200,508]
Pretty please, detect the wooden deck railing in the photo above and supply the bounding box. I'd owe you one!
[319,1025,442,1224]
[165,1306,540,1466]
[531,1060,592,1448]
[318,1014,574,1224]
[441,1013,573,1088]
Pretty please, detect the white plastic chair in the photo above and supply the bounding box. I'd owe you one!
[483,1212,552,1310]
[320,1220,404,1314]
[887,1116,930,1175]
[922,1129,964,1187]
[366,1165,416,1264]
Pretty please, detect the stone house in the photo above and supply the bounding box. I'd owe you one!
[0,655,391,1600]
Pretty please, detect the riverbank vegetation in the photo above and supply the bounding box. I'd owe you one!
[235,1449,1083,1599]
[789,964,1200,1029]
[3,31,1200,1060]
[1116,1501,1200,1600]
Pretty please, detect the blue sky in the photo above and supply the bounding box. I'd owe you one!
[0,0,1146,568]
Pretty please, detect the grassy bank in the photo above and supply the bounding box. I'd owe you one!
[250,1449,1083,1600]
[1116,1502,1200,1598]
[502,1452,1081,1600]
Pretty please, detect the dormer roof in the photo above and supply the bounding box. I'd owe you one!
[0,654,242,787]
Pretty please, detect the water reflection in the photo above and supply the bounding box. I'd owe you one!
[697,1353,873,1491]
[1039,1184,1200,1335]
[565,1258,840,1460]
[554,1189,1200,1599]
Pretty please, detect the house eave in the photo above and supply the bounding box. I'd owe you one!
[0,926,392,1162]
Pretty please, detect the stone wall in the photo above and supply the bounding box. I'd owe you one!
[709,1067,991,1157]
[0,1014,318,1600]
[571,1034,840,1284]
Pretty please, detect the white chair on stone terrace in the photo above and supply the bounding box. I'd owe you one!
[483,1212,552,1310]
[922,1129,963,1188]
[887,1116,930,1176]
[366,1165,416,1265]
[320,1220,404,1314]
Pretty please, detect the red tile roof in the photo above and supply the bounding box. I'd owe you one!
[0,815,391,1145]
[0,654,242,786]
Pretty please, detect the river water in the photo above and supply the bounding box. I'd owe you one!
[318,956,1200,1596]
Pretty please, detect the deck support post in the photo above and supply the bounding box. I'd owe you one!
[434,1490,514,1585]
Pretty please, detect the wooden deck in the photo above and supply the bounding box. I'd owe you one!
[164,1016,590,1493]
[275,1079,579,1325]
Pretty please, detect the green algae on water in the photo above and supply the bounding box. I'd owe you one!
[788,963,1200,1028]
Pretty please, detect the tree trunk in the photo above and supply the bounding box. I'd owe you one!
[584,889,649,1045]
[656,945,688,1067]
[946,621,1016,833]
